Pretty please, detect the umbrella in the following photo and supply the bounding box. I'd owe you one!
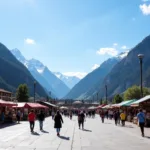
[73,101,82,104]
[60,106,68,110]
[88,106,96,110]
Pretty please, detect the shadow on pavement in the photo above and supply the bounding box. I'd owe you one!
[41,130,49,133]
[104,122,112,124]
[145,136,150,139]
[82,129,92,132]
[58,136,70,140]
[125,125,134,128]
[117,125,134,128]
[0,122,18,129]
[32,132,40,136]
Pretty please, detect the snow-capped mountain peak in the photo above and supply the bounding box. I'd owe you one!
[53,72,80,88]
[116,50,129,59]
[11,48,26,63]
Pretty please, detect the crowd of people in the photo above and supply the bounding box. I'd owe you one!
[1,107,146,138]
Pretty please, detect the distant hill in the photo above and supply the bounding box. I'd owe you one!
[11,49,70,98]
[0,43,47,97]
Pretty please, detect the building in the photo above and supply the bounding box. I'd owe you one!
[0,89,12,101]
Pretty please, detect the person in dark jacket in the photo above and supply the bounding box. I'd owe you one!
[114,111,119,126]
[54,110,63,136]
[37,110,45,130]
[78,111,85,129]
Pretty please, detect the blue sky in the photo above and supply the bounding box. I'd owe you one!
[0,0,150,78]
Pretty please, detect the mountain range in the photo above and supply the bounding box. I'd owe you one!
[97,35,150,99]
[0,43,47,97]
[65,35,150,100]
[11,49,70,98]
[64,51,129,100]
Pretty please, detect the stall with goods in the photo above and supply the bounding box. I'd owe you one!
[0,100,17,123]
[131,95,150,127]
[13,102,49,121]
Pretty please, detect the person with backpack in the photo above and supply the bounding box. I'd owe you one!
[37,110,45,131]
[137,109,145,137]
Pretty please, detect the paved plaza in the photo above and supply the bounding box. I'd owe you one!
[0,116,150,150]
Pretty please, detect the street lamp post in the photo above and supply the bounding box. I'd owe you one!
[34,81,36,103]
[97,92,98,103]
[105,85,107,104]
[138,54,144,98]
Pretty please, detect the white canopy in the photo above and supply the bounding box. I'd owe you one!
[60,106,68,110]
[88,106,96,110]
[73,101,82,104]
[131,95,150,106]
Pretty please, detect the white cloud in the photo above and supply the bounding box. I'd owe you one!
[91,64,100,70]
[121,45,127,49]
[96,47,118,56]
[24,38,36,45]
[113,43,118,46]
[140,4,150,15]
[62,72,87,79]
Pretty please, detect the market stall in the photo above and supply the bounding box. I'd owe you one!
[131,95,150,127]
[0,100,17,123]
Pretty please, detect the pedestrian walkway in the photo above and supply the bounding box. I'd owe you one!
[0,116,150,150]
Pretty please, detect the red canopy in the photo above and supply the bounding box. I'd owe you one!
[96,104,106,109]
[24,103,48,109]
[0,99,17,107]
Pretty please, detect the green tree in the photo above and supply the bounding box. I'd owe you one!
[113,94,123,104]
[124,85,150,100]
[16,84,29,102]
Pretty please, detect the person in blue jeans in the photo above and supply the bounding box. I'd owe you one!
[37,110,45,131]
[137,109,145,137]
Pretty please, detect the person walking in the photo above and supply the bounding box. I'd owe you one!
[78,111,85,129]
[100,110,105,123]
[114,111,119,126]
[137,109,145,137]
[28,110,36,133]
[54,110,63,136]
[120,111,126,126]
[16,110,21,123]
[37,110,45,130]
[69,111,72,120]
[52,111,55,120]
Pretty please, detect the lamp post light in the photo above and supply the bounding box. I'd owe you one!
[105,85,107,104]
[34,81,36,103]
[138,54,144,98]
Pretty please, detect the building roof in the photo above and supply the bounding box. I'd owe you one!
[0,89,12,94]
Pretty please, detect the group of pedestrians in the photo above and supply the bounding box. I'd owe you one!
[99,109,146,137]
[28,109,64,136]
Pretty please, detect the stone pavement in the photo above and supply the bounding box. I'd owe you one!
[0,115,150,150]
